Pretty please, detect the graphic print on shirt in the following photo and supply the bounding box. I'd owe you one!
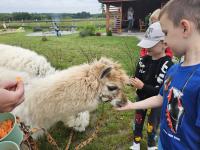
[165,77,184,133]
[138,58,145,74]
[164,75,172,91]
[157,61,169,84]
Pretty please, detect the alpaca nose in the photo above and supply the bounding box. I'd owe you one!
[116,100,127,108]
[115,93,128,107]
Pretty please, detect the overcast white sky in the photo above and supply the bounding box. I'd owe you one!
[0,0,102,14]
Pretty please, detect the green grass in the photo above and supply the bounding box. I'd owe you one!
[0,32,150,150]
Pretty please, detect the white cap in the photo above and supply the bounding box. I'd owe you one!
[137,22,165,48]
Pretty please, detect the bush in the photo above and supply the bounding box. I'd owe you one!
[41,36,48,41]
[79,25,96,37]
[106,30,112,36]
[79,30,89,37]
[33,26,42,32]
[96,32,101,36]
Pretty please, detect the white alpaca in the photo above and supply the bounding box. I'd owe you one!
[0,44,89,131]
[0,44,55,77]
[0,58,129,133]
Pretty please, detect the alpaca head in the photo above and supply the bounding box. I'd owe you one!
[91,57,129,108]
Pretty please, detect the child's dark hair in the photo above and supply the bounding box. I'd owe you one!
[159,0,200,33]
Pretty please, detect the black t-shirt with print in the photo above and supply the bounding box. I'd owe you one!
[134,55,173,100]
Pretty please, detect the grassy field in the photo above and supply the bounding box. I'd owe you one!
[1,18,106,31]
[0,31,149,150]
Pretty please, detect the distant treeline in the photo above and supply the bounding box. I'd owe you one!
[0,12,104,21]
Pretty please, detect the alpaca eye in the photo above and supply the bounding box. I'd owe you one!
[107,86,118,91]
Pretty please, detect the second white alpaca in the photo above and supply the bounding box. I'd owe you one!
[0,44,55,77]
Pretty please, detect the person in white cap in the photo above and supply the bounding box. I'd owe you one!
[128,22,173,150]
[140,8,173,58]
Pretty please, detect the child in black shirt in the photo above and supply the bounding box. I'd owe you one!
[129,22,173,150]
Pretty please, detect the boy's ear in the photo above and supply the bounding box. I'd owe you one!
[180,19,192,38]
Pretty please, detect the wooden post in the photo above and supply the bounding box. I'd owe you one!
[119,5,122,33]
[106,4,110,33]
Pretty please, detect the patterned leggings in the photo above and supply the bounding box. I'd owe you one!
[133,97,161,147]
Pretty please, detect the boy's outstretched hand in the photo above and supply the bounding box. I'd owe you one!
[114,100,135,111]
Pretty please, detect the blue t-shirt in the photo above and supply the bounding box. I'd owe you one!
[159,63,200,150]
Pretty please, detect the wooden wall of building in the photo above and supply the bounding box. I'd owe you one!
[101,0,169,31]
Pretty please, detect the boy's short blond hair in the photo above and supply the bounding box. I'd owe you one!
[159,0,200,32]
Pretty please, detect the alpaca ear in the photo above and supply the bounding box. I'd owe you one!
[100,67,112,79]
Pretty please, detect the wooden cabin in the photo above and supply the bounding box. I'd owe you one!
[98,0,169,33]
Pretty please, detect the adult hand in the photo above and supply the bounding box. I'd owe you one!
[114,100,135,111]
[130,77,144,89]
[0,81,24,112]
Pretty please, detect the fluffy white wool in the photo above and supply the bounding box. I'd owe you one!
[0,44,55,77]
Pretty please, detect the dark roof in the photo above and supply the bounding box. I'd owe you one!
[98,0,136,3]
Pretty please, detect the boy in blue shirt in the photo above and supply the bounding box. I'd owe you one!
[116,0,200,149]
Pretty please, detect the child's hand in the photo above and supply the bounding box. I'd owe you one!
[130,77,144,89]
[114,100,135,111]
